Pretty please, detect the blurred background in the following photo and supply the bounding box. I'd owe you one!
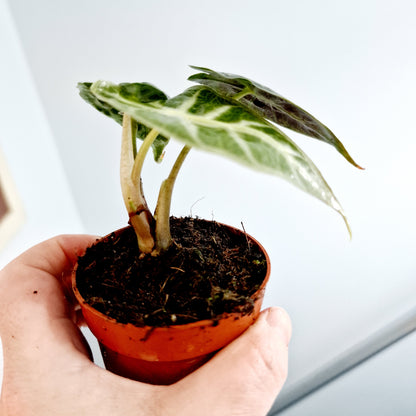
[0,0,415,414]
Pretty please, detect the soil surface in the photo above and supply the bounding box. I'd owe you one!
[75,217,267,326]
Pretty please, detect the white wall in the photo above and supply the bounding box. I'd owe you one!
[3,0,416,413]
[0,0,86,385]
[0,0,84,266]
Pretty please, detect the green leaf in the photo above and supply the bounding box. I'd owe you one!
[91,81,351,232]
[189,66,362,169]
[77,82,169,161]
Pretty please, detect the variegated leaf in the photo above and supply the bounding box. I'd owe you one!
[91,81,350,232]
[78,82,169,161]
[189,66,362,169]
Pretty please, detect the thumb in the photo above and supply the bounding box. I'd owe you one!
[166,307,292,416]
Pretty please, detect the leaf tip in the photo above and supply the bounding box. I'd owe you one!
[348,156,365,170]
[339,211,352,240]
[189,65,209,71]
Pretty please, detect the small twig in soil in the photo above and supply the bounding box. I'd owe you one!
[163,294,169,305]
[173,313,199,320]
[240,221,252,253]
[170,266,185,273]
[160,276,172,292]
[190,197,205,217]
[101,282,118,289]
[151,308,166,315]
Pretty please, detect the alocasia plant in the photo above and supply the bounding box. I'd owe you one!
[78,66,361,254]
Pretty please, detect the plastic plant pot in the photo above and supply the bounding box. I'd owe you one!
[72,224,270,385]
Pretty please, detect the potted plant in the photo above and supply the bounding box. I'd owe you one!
[73,66,361,385]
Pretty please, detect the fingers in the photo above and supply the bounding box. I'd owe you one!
[10,234,98,283]
[0,235,101,385]
[164,307,292,416]
[0,234,98,335]
[1,234,98,302]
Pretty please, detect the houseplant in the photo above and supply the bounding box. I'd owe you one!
[73,66,361,384]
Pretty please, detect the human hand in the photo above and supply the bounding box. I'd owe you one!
[0,235,291,416]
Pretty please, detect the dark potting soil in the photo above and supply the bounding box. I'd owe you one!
[75,217,267,327]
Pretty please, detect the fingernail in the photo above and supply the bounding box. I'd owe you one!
[266,307,292,344]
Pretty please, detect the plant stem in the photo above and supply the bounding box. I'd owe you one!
[232,87,252,101]
[120,114,155,253]
[153,145,191,254]
[131,128,159,185]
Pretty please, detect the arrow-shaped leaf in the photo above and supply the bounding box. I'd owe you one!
[91,81,350,233]
[78,82,169,161]
[189,66,362,169]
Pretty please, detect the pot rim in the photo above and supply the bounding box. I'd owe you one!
[72,221,270,331]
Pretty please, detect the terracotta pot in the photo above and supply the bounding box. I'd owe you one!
[72,224,270,385]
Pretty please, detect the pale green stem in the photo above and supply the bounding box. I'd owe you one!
[232,87,252,101]
[131,128,159,188]
[120,114,156,253]
[153,145,192,254]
